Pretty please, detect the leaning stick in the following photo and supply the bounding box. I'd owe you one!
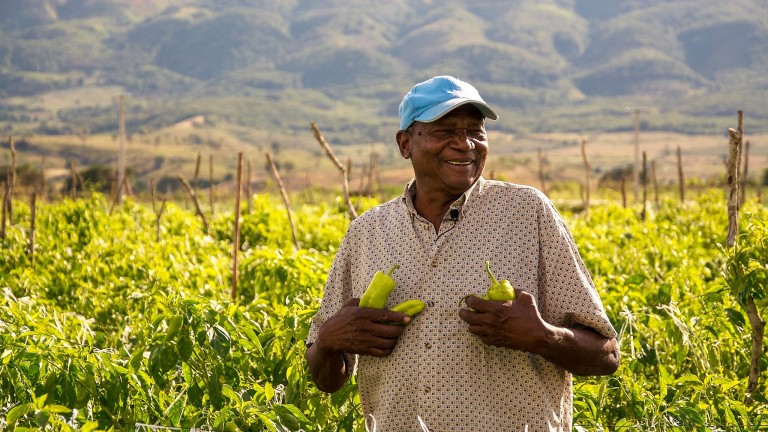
[726,112,742,248]
[8,137,15,223]
[641,152,648,221]
[651,160,659,208]
[677,146,685,204]
[310,122,358,219]
[266,152,299,250]
[741,140,750,205]
[179,175,209,233]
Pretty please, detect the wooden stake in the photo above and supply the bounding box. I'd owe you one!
[39,156,46,201]
[537,148,548,195]
[266,152,299,250]
[231,152,243,300]
[1,182,8,240]
[28,193,36,268]
[7,136,15,224]
[677,146,685,204]
[633,108,640,203]
[245,158,252,215]
[179,175,209,233]
[621,178,627,208]
[151,178,166,242]
[651,160,659,208]
[310,122,358,219]
[641,151,648,221]
[193,151,202,192]
[726,113,742,248]
[209,154,214,215]
[741,140,750,204]
[69,158,78,200]
[580,138,590,216]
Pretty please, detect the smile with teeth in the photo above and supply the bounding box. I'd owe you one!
[447,161,472,165]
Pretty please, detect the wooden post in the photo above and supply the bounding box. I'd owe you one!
[265,153,300,250]
[741,140,750,204]
[117,94,126,204]
[677,146,685,204]
[651,160,659,208]
[1,183,8,240]
[581,138,590,216]
[633,108,640,204]
[641,152,648,221]
[69,158,78,200]
[7,136,15,224]
[193,151,202,192]
[310,121,358,219]
[151,178,166,242]
[231,152,243,300]
[39,156,46,201]
[179,176,209,233]
[621,178,627,208]
[209,154,214,215]
[726,113,742,248]
[537,148,548,195]
[245,158,252,215]
[28,193,36,268]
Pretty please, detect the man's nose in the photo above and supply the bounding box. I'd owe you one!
[449,129,476,150]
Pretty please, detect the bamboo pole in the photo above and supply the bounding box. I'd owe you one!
[537,148,548,195]
[231,152,243,300]
[266,153,299,250]
[179,175,209,233]
[581,138,590,216]
[310,121,358,219]
[677,146,685,204]
[28,193,36,268]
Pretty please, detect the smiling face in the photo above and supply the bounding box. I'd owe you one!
[396,104,488,201]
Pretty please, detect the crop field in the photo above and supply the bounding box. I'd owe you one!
[0,185,767,431]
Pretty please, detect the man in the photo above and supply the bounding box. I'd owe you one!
[306,75,620,431]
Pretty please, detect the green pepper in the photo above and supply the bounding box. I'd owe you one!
[359,264,400,308]
[484,261,516,301]
[390,299,426,317]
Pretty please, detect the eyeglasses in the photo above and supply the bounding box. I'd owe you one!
[409,126,487,142]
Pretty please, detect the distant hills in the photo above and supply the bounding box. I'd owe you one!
[1,0,767,143]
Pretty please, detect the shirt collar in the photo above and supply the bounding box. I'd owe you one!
[401,177,483,218]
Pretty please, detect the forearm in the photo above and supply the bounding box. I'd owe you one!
[306,342,350,393]
[533,325,620,376]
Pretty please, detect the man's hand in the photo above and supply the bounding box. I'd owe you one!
[306,298,412,393]
[458,291,546,352]
[458,291,620,376]
[316,297,411,357]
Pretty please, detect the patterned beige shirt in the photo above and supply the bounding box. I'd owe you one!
[308,178,617,432]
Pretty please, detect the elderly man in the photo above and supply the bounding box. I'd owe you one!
[306,75,619,431]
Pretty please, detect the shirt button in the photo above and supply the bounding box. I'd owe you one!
[424,386,431,394]
[431,261,438,267]
[427,300,435,307]
[425,342,432,349]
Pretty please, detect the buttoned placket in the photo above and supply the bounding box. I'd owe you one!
[412,211,461,416]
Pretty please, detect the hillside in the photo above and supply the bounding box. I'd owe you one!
[1,0,767,144]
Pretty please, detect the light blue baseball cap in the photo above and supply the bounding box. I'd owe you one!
[398,75,499,131]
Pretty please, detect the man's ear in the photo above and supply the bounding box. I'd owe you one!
[396,130,411,159]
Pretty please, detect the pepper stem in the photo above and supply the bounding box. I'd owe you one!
[386,264,401,276]
[484,261,498,284]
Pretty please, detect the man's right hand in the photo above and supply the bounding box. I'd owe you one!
[315,297,411,357]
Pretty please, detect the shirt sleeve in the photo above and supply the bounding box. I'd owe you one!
[535,191,618,339]
[306,222,359,372]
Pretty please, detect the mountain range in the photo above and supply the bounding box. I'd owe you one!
[1,0,767,144]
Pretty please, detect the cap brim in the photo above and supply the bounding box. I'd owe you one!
[414,99,499,124]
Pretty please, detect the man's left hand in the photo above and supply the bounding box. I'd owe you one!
[458,290,548,352]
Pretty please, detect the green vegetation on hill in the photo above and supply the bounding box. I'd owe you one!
[0,0,767,142]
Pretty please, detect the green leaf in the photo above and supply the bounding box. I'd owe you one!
[208,324,232,358]
[6,403,33,424]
